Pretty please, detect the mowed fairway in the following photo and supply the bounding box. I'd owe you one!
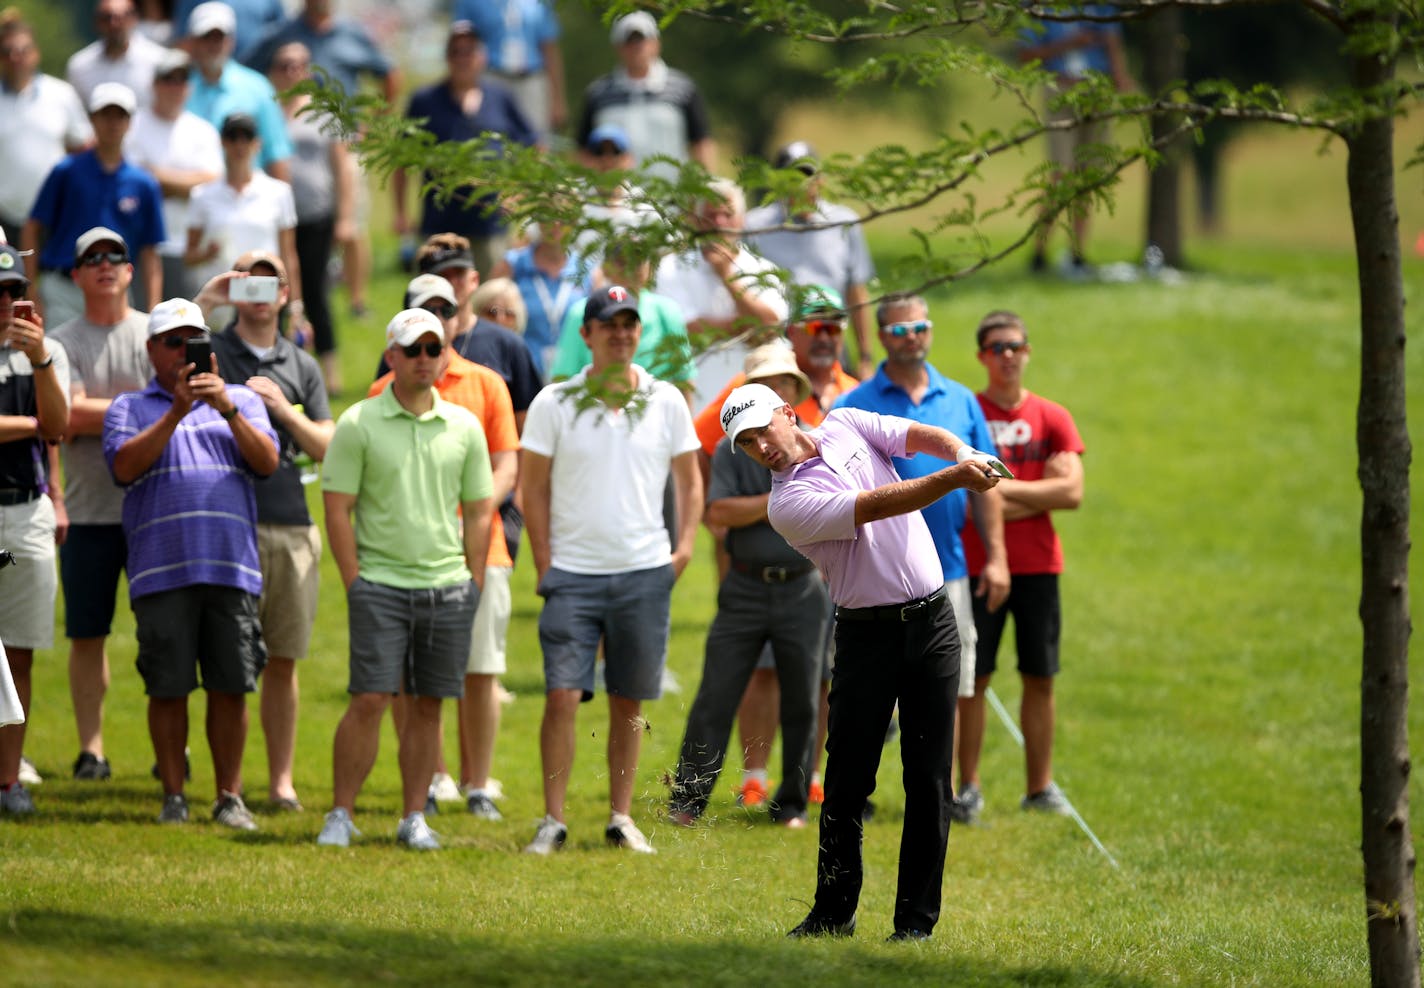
[2,130,1422,985]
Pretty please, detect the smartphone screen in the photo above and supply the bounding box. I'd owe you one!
[184,336,213,374]
[228,276,279,304]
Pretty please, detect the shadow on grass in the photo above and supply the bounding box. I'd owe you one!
[3,909,1155,987]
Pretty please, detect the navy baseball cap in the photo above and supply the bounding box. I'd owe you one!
[584,285,640,324]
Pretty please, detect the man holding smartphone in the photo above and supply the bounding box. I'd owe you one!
[0,242,71,816]
[47,226,154,782]
[206,251,332,812]
[102,297,278,828]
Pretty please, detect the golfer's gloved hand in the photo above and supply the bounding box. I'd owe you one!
[955,446,1012,478]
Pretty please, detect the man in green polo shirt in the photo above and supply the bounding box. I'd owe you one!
[316,307,494,851]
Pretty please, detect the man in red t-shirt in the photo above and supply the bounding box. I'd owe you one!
[957,310,1084,821]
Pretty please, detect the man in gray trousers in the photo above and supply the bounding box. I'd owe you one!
[667,352,829,828]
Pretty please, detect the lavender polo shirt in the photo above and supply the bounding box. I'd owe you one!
[103,378,277,601]
[768,407,944,609]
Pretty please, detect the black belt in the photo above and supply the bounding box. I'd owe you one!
[730,559,816,584]
[836,585,947,623]
[0,487,41,506]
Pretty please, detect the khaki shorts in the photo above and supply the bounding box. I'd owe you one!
[256,523,321,660]
[0,495,57,650]
[1046,82,1109,172]
[945,578,978,699]
[466,565,512,675]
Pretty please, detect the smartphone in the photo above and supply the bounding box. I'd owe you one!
[12,300,34,322]
[229,276,279,304]
[185,335,213,374]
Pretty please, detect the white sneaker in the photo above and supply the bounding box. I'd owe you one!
[317,807,361,847]
[397,811,441,850]
[17,757,41,786]
[606,813,656,854]
[523,814,567,855]
[428,772,462,803]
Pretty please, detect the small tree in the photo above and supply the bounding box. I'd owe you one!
[308,3,1418,980]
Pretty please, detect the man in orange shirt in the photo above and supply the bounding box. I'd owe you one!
[689,285,859,807]
[370,272,519,820]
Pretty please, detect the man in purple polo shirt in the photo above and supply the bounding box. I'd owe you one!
[721,382,1004,943]
[103,297,278,828]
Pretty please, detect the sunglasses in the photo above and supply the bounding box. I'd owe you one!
[79,250,128,268]
[157,333,190,349]
[804,319,844,336]
[156,71,190,84]
[400,341,444,358]
[884,320,932,337]
[0,282,29,299]
[981,340,1028,356]
[422,302,457,321]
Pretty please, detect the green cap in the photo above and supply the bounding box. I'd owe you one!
[791,285,845,321]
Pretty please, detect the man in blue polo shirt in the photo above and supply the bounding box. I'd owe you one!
[392,21,538,277]
[184,2,292,181]
[23,82,164,329]
[834,292,1010,752]
[451,0,565,137]
[102,297,279,829]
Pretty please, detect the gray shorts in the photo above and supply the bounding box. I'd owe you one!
[537,564,674,702]
[346,577,478,698]
[134,585,267,698]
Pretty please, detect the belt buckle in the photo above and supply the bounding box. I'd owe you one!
[900,596,928,621]
[763,566,789,583]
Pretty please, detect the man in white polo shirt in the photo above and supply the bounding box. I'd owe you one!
[0,13,93,236]
[519,284,702,856]
[66,0,169,109]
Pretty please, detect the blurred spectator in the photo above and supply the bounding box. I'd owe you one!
[0,12,93,239]
[204,250,333,813]
[469,276,526,335]
[47,227,152,783]
[184,1,292,181]
[1018,5,1133,274]
[552,240,692,389]
[184,112,304,339]
[655,179,786,412]
[488,220,592,379]
[243,0,400,102]
[24,83,165,327]
[573,124,655,261]
[393,21,538,277]
[746,142,877,379]
[269,41,354,395]
[451,0,564,137]
[172,0,282,61]
[0,243,70,817]
[67,0,169,110]
[577,12,713,181]
[125,49,223,301]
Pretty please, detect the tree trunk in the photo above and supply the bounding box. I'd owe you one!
[1143,7,1185,267]
[1345,27,1420,988]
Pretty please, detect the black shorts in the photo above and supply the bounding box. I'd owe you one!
[60,524,127,639]
[972,572,1061,679]
[134,585,267,697]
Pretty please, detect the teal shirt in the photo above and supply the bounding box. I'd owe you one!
[322,387,493,589]
[551,290,696,384]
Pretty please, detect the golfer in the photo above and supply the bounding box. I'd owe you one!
[720,383,1002,943]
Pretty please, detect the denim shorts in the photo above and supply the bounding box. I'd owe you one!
[537,564,674,702]
[346,577,478,698]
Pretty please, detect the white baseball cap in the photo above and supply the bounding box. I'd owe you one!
[75,226,128,259]
[89,81,136,115]
[721,383,787,445]
[610,11,659,44]
[385,308,445,348]
[148,298,208,338]
[188,1,237,37]
[405,274,457,310]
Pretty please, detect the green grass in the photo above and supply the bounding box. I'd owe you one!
[4,139,1423,985]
